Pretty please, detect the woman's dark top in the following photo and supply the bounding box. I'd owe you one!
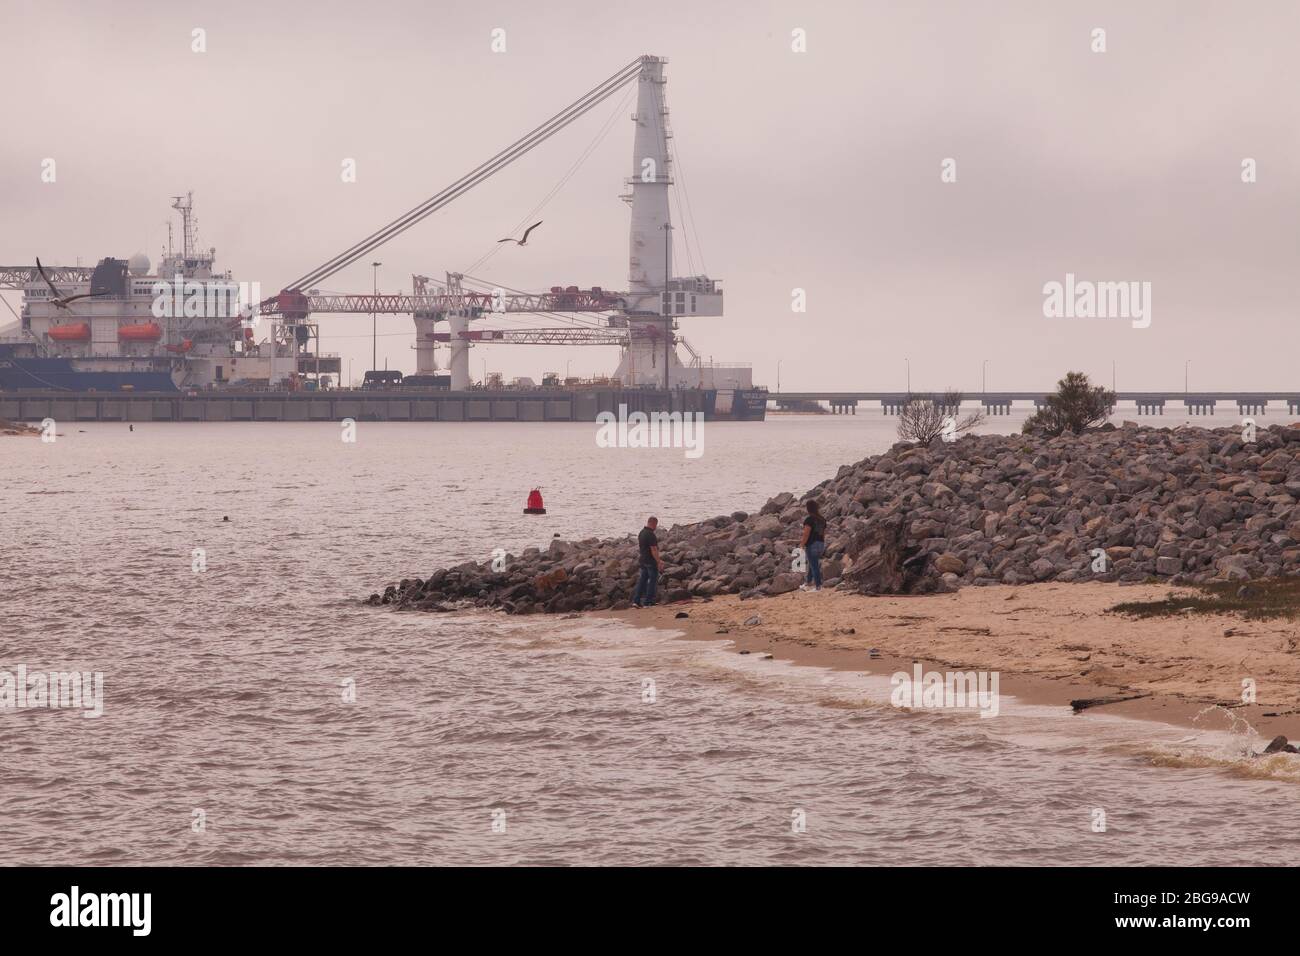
[803,514,826,546]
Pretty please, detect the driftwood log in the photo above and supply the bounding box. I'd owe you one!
[841,518,932,594]
[1069,693,1152,713]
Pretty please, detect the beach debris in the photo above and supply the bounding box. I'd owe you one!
[1261,735,1299,754]
[833,626,856,635]
[1069,693,1153,713]
[840,517,914,594]
[0,418,43,436]
[743,614,762,627]
[738,649,750,655]
[868,647,881,659]
[674,611,689,619]
[759,653,773,660]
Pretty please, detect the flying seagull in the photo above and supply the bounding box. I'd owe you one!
[497,221,543,246]
[36,258,108,310]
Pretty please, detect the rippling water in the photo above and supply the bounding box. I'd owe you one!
[3,413,1300,865]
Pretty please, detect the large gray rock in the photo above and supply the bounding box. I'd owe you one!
[769,572,804,595]
[1155,555,1182,575]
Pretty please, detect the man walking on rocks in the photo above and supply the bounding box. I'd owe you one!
[633,516,664,608]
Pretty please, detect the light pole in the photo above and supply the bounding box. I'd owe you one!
[566,359,572,381]
[1184,359,1190,395]
[777,360,782,393]
[371,261,382,372]
[905,358,910,394]
[481,358,487,387]
[982,359,988,396]
[1112,360,1116,393]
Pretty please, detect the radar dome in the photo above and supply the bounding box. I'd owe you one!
[127,252,151,276]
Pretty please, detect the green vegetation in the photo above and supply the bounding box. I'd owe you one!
[1023,371,1116,437]
[1109,577,1300,621]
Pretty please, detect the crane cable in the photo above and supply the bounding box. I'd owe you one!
[462,83,636,278]
[282,57,645,294]
[650,78,696,277]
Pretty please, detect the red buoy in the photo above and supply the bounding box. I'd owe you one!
[524,488,546,515]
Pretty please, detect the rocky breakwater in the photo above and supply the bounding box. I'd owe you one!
[366,423,1300,614]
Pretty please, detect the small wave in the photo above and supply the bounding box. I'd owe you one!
[1143,747,1300,783]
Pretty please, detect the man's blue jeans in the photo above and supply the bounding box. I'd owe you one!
[633,564,659,606]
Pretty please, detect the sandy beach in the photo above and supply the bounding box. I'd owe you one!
[599,582,1300,742]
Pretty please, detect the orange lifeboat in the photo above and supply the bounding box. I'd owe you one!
[48,322,91,342]
[165,338,194,354]
[118,322,163,342]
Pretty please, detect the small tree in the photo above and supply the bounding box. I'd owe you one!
[897,389,983,444]
[1023,372,1115,437]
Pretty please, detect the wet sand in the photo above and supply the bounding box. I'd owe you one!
[597,582,1300,742]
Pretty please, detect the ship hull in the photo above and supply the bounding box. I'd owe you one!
[708,388,768,421]
[0,355,178,392]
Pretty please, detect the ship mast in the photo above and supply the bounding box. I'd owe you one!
[171,192,196,258]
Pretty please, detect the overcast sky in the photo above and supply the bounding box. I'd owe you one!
[2,0,1296,391]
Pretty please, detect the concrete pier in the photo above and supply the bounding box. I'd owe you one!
[0,387,718,424]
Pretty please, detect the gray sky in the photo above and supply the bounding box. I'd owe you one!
[2,0,1297,391]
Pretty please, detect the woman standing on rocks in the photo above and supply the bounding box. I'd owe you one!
[799,500,828,592]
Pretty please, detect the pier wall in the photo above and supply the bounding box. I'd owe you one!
[0,388,715,424]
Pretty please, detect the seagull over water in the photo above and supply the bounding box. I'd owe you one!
[497,221,543,246]
[36,258,109,310]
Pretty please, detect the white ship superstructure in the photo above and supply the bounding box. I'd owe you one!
[0,194,338,391]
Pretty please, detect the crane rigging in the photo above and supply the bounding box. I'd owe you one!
[256,54,727,392]
[273,56,644,298]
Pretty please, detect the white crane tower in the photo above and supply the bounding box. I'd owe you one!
[612,56,723,388]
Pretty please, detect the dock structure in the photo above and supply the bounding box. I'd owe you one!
[771,392,1300,417]
[0,387,715,424]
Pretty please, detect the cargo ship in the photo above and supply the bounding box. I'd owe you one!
[0,194,333,393]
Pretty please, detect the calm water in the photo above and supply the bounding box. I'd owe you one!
[3,411,1299,865]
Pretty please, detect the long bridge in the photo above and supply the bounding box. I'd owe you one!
[772,391,1300,416]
